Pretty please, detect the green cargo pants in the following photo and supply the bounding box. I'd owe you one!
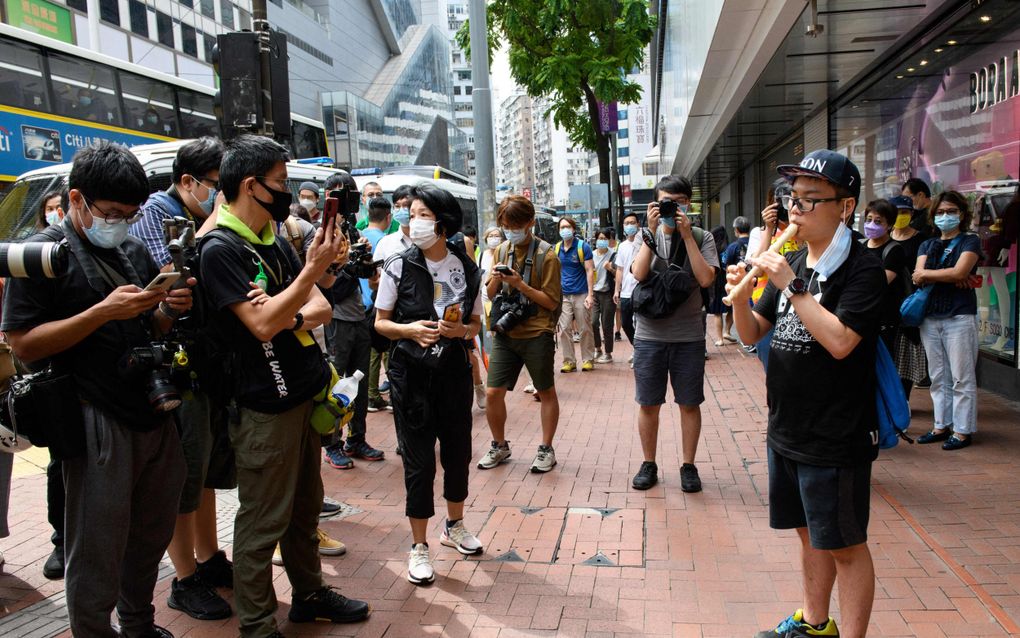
[229,400,324,638]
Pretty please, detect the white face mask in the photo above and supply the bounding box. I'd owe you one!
[409,218,439,249]
[81,200,130,249]
[486,236,501,249]
[299,198,316,212]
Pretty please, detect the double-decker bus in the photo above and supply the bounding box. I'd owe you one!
[0,23,327,190]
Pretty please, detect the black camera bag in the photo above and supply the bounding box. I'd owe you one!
[632,228,701,319]
[0,369,86,459]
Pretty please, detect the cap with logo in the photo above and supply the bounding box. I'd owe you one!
[777,149,861,201]
[888,195,914,209]
[298,181,319,197]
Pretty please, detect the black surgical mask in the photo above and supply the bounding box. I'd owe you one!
[909,208,929,231]
[254,178,293,222]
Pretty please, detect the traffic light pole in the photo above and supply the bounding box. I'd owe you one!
[252,0,274,138]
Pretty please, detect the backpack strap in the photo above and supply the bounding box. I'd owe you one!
[282,217,304,257]
[577,242,585,263]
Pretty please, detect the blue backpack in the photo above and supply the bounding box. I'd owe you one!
[876,338,913,449]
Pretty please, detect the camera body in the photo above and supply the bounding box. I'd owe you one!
[774,184,792,222]
[489,292,536,334]
[119,342,187,413]
[343,243,382,279]
[657,199,679,219]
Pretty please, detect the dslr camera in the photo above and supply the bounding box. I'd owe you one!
[324,186,381,279]
[119,342,189,413]
[489,292,536,334]
[657,199,679,219]
[0,241,68,279]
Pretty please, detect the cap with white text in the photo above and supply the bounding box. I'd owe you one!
[777,149,861,202]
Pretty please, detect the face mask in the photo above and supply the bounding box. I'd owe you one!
[78,96,92,107]
[147,114,158,124]
[623,224,638,237]
[299,198,316,212]
[934,213,960,232]
[393,207,410,227]
[253,178,293,223]
[863,221,886,239]
[486,236,501,249]
[187,177,216,216]
[81,200,129,249]
[409,218,439,249]
[45,211,62,226]
[813,221,852,282]
[559,228,574,241]
[893,212,912,229]
[596,239,609,250]
[661,216,676,229]
[505,228,528,245]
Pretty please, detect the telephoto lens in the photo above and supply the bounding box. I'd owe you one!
[0,242,69,278]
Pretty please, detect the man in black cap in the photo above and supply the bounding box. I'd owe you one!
[728,149,885,638]
[297,182,321,225]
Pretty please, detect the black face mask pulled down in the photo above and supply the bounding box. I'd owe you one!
[909,208,930,232]
[254,178,293,222]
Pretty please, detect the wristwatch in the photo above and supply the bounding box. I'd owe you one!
[782,277,808,300]
[293,312,304,331]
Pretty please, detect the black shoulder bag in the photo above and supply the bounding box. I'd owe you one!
[631,229,699,319]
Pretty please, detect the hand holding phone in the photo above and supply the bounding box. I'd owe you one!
[494,264,513,275]
[143,272,181,292]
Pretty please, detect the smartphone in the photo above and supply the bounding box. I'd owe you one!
[443,303,462,322]
[143,272,181,292]
[494,264,512,275]
[322,193,340,228]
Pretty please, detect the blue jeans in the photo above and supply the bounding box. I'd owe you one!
[919,314,978,434]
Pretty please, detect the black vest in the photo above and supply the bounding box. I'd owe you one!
[391,241,481,325]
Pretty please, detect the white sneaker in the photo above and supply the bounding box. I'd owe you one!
[408,543,434,585]
[596,353,613,364]
[477,440,511,469]
[474,384,486,410]
[272,543,283,566]
[531,445,557,473]
[440,520,483,555]
[523,384,537,394]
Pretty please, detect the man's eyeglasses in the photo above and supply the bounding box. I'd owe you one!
[782,195,845,213]
[192,175,219,190]
[85,197,143,224]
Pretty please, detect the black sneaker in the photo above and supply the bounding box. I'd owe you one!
[288,586,370,624]
[680,463,702,493]
[632,461,658,490]
[345,439,385,461]
[320,497,343,520]
[116,624,174,638]
[42,546,64,580]
[367,397,391,412]
[194,550,233,589]
[167,575,232,620]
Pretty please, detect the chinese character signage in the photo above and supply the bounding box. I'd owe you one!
[597,101,618,134]
[5,0,74,44]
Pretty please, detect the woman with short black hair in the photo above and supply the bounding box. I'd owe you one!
[374,184,484,585]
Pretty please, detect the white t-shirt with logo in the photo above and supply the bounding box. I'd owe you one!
[373,230,413,263]
[615,238,640,299]
[376,251,483,321]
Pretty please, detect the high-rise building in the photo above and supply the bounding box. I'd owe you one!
[496,92,534,198]
[444,0,475,177]
[532,97,589,208]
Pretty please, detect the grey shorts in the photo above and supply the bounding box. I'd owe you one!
[632,338,706,406]
[175,391,236,514]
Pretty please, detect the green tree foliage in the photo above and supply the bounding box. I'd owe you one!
[458,0,655,225]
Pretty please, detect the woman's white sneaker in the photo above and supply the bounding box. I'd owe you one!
[440,520,483,556]
[407,543,434,585]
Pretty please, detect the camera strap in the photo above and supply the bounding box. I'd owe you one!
[506,238,539,297]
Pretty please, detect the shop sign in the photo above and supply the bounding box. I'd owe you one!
[969,49,1020,113]
[4,0,73,44]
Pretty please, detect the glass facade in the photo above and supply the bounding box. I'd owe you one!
[832,0,1020,368]
[321,25,467,174]
[380,0,420,41]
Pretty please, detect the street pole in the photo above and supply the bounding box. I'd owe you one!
[252,0,274,137]
[469,0,496,230]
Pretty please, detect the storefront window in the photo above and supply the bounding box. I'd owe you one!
[832,0,1020,368]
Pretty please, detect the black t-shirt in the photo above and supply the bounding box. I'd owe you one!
[0,226,163,431]
[919,233,981,318]
[753,241,886,467]
[864,240,908,327]
[199,231,330,413]
[893,231,928,271]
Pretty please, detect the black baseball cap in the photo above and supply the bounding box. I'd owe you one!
[777,149,861,201]
[298,181,319,196]
[889,195,914,209]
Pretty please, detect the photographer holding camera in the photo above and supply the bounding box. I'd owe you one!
[1,142,195,638]
[198,135,370,636]
[629,176,718,493]
[129,137,235,621]
[477,196,562,474]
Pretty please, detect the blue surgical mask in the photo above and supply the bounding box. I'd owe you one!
[188,177,217,216]
[623,224,638,237]
[147,114,159,124]
[392,207,410,227]
[78,96,92,107]
[935,213,960,232]
[661,216,676,229]
[596,239,609,250]
[559,228,574,241]
[45,211,62,226]
[505,227,528,245]
[82,201,129,249]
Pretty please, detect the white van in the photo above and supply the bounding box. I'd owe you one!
[0,140,342,241]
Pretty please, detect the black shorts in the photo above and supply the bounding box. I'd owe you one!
[632,338,706,406]
[767,447,871,550]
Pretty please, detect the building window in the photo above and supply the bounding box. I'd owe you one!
[454,86,461,95]
[66,0,86,11]
[618,147,629,158]
[618,165,630,176]
[128,0,148,36]
[100,0,119,25]
[220,0,234,28]
[203,34,216,62]
[181,24,198,57]
[201,0,215,19]
[465,86,472,95]
[156,11,174,48]
[617,128,628,140]
[618,109,627,120]
[179,0,193,8]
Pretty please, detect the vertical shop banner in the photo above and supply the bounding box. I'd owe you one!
[4,0,74,44]
[597,101,618,134]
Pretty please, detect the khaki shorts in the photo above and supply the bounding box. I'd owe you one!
[486,332,556,392]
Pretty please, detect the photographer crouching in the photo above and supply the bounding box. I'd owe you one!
[0,142,194,638]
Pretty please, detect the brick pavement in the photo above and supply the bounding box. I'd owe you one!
[2,337,1020,637]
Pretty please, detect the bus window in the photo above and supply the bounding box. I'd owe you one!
[0,176,64,240]
[177,89,219,138]
[48,53,120,126]
[291,120,328,159]
[0,40,49,112]
[119,71,178,137]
